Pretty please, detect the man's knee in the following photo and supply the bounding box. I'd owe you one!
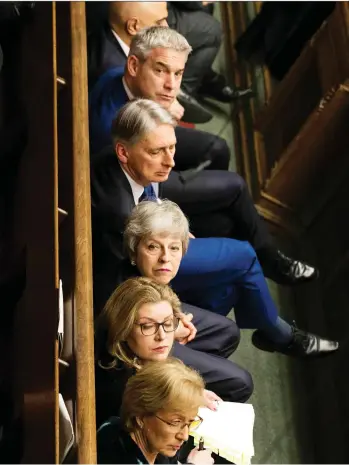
[210,136,230,170]
[217,317,241,357]
[228,171,248,193]
[225,367,254,403]
[199,13,222,48]
[232,368,254,403]
[208,365,254,403]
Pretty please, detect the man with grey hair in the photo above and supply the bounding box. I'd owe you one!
[89,25,230,171]
[87,1,212,123]
[91,98,338,358]
[89,25,319,290]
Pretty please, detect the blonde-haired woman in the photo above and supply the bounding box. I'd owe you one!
[95,277,250,429]
[97,358,214,464]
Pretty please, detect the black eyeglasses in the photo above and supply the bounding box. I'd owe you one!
[135,317,180,336]
[155,415,203,432]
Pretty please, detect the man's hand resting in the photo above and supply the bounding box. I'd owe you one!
[168,98,185,121]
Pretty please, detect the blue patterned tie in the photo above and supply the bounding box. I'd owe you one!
[139,184,158,203]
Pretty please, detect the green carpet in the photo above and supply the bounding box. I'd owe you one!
[193,5,310,463]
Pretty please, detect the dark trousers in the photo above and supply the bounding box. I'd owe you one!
[167,3,222,95]
[173,303,253,403]
[174,125,230,171]
[163,169,274,258]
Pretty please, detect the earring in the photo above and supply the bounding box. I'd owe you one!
[131,260,136,266]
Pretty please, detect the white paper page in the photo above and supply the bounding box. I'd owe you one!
[191,402,255,465]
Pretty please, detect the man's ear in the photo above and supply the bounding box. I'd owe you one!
[126,17,140,36]
[115,142,129,164]
[127,55,139,78]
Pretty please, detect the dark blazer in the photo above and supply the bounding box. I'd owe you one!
[89,67,128,154]
[95,355,134,429]
[91,148,164,313]
[87,22,127,87]
[97,416,174,464]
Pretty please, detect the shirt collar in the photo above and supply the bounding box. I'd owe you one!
[110,29,130,57]
[120,164,144,205]
[119,164,160,205]
[122,76,134,100]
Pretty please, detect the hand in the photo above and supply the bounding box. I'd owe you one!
[202,1,215,5]
[168,98,185,121]
[187,446,214,465]
[203,389,222,411]
[175,312,197,345]
[189,232,196,239]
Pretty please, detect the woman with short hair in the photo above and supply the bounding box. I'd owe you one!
[123,199,338,357]
[97,358,213,464]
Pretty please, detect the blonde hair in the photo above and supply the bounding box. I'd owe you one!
[121,357,205,433]
[111,98,176,147]
[129,25,192,61]
[124,199,190,260]
[95,277,182,370]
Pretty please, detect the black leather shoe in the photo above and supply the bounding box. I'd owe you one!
[200,85,254,103]
[252,325,339,358]
[264,250,319,286]
[177,89,213,124]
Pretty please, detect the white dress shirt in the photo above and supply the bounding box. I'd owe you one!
[111,29,130,57]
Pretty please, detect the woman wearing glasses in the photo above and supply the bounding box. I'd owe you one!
[95,277,227,429]
[97,358,213,464]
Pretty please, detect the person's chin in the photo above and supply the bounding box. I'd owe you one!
[152,274,172,285]
[153,172,170,182]
[156,97,173,108]
[149,350,170,361]
[161,446,181,457]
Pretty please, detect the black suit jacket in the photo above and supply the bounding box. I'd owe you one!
[91,147,164,312]
[88,23,127,87]
[97,416,173,464]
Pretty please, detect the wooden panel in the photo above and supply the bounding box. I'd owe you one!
[56,2,96,463]
[264,82,349,228]
[256,2,349,184]
[70,3,96,463]
[220,2,263,200]
[13,2,59,462]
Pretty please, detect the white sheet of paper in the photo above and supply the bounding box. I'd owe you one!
[191,402,255,465]
[59,394,74,463]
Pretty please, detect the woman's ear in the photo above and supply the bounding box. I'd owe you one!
[135,416,144,429]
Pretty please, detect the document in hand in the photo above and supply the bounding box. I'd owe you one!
[190,402,255,465]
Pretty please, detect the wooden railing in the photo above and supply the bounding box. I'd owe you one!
[11,2,96,463]
[222,3,349,462]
